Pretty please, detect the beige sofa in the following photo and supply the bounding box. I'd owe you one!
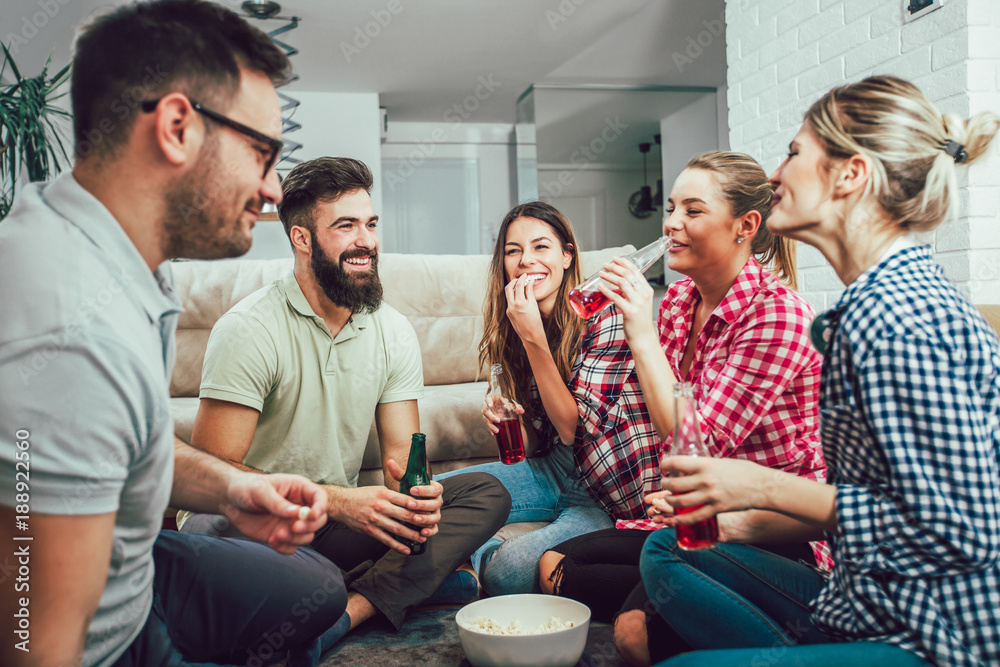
[169,246,634,484]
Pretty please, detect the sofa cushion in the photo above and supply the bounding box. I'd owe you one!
[977,305,1000,337]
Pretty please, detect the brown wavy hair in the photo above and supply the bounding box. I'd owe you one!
[686,151,799,289]
[479,202,584,420]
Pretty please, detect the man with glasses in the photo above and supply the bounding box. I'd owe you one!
[0,1,346,665]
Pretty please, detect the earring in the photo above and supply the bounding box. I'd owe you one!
[736,236,745,245]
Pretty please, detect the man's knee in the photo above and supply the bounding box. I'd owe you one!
[442,471,511,516]
[288,554,348,626]
[178,511,236,537]
[614,610,651,667]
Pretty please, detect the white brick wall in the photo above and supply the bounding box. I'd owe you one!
[726,0,1000,310]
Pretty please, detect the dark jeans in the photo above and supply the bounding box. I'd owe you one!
[183,473,511,630]
[640,530,932,666]
[657,643,931,666]
[640,528,828,649]
[550,528,816,662]
[112,530,346,667]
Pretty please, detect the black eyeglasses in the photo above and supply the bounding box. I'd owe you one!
[141,97,283,178]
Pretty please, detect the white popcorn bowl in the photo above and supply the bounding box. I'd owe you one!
[455,594,592,667]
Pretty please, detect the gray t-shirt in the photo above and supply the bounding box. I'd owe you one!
[0,174,180,666]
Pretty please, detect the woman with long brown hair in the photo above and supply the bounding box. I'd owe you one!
[436,200,660,596]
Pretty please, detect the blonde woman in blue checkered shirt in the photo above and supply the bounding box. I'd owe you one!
[640,75,1000,666]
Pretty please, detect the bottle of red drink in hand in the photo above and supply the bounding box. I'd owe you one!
[488,363,526,465]
[568,235,671,318]
[666,382,719,550]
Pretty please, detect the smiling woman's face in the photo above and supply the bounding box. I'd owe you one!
[663,168,744,281]
[766,122,837,240]
[503,216,572,313]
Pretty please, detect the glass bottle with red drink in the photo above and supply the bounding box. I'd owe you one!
[666,382,719,550]
[488,363,526,465]
[568,235,671,319]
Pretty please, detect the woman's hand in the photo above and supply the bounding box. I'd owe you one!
[596,258,658,347]
[644,489,676,524]
[505,275,546,345]
[645,488,760,544]
[482,394,525,435]
[656,455,777,525]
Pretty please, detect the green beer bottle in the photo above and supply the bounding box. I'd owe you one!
[399,432,431,555]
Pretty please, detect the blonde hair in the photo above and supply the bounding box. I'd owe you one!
[805,75,1000,232]
[479,202,584,419]
[685,151,799,289]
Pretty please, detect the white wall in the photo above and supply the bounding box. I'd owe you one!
[659,92,723,283]
[537,166,657,250]
[725,0,1000,308]
[380,121,515,254]
[243,91,383,260]
[966,0,1000,303]
[716,84,731,151]
[660,93,722,199]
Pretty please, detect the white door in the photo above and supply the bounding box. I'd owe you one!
[541,193,604,253]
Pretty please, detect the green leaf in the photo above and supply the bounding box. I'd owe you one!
[1,44,72,217]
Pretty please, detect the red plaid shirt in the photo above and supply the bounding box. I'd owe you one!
[566,306,662,521]
[619,259,831,569]
[663,258,824,476]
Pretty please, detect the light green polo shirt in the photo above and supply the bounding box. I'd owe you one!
[200,272,424,487]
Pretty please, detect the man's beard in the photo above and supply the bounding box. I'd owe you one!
[162,135,257,260]
[310,230,383,315]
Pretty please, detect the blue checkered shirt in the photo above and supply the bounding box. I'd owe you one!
[811,245,1000,666]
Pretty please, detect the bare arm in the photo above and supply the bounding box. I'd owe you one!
[597,259,678,441]
[721,509,829,544]
[374,400,419,491]
[178,397,262,507]
[178,399,332,551]
[647,488,829,543]
[659,456,838,533]
[189,397,261,473]
[0,507,114,666]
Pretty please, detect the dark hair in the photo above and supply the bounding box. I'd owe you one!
[479,201,584,418]
[278,157,375,236]
[685,151,799,289]
[71,0,291,160]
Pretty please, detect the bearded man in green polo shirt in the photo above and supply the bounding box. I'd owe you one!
[184,156,510,655]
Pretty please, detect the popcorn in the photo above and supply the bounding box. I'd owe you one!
[462,616,574,635]
[297,506,311,520]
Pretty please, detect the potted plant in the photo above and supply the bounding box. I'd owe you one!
[0,42,72,221]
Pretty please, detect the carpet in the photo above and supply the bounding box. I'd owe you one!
[318,606,627,666]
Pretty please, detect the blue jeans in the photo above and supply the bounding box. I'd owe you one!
[640,529,931,667]
[436,444,612,595]
[657,643,930,666]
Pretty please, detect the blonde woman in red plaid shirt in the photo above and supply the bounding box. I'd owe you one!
[538,152,827,665]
